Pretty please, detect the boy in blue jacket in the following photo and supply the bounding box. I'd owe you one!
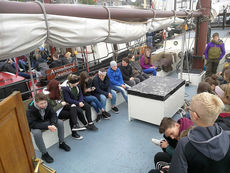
[107,61,130,103]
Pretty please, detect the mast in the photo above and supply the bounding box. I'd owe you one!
[193,0,211,69]
[174,0,177,11]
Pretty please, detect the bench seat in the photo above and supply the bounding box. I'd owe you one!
[29,92,125,150]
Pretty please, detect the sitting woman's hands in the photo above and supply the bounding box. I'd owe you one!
[61,101,67,106]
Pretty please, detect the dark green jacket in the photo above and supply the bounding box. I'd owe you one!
[47,89,65,112]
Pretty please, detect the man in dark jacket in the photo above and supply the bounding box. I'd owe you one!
[120,57,140,87]
[93,68,119,114]
[49,53,63,69]
[26,93,71,163]
[168,92,230,173]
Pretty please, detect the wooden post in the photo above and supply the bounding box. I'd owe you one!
[192,0,211,69]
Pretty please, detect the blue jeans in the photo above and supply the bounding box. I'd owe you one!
[147,36,153,47]
[186,112,191,119]
[84,95,103,113]
[13,60,27,71]
[100,90,117,110]
[143,68,157,76]
[111,85,128,103]
[18,72,31,79]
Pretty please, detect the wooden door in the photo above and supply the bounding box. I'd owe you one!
[0,92,35,173]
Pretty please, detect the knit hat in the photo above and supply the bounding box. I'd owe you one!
[110,61,117,67]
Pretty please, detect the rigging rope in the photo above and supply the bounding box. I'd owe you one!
[103,6,111,42]
[33,1,51,45]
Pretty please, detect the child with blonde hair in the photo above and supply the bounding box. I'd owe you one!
[169,93,230,173]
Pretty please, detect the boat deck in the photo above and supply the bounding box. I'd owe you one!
[34,28,228,173]
[35,72,197,173]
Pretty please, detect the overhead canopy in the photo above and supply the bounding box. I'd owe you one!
[0,1,202,60]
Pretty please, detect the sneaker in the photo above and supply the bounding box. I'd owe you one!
[59,142,71,151]
[72,124,86,131]
[104,111,111,117]
[41,152,54,163]
[151,138,163,146]
[178,108,186,117]
[72,131,83,140]
[111,106,119,114]
[86,123,98,131]
[102,111,110,120]
[96,114,102,122]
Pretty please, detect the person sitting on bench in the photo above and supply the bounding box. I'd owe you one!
[128,54,149,82]
[120,57,140,87]
[107,61,130,103]
[62,74,98,131]
[46,79,85,140]
[49,53,63,68]
[93,68,119,114]
[79,71,111,122]
[140,47,157,76]
[26,93,71,163]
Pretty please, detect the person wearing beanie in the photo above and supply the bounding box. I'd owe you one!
[205,32,226,77]
[107,60,130,103]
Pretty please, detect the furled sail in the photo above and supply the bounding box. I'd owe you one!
[0,1,201,60]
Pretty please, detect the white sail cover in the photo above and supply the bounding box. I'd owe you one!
[149,17,184,32]
[0,13,150,59]
[0,11,185,60]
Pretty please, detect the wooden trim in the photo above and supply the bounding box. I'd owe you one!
[0,92,35,172]
[45,63,77,81]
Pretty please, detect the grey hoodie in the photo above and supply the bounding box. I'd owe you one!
[188,124,230,161]
[169,124,230,173]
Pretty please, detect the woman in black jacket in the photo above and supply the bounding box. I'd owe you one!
[62,74,98,131]
[46,79,84,140]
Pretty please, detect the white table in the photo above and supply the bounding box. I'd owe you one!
[128,76,185,126]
